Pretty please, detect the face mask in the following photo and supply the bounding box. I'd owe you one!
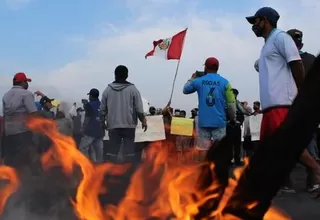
[252,20,265,37]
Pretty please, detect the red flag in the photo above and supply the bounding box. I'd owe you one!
[145,28,187,60]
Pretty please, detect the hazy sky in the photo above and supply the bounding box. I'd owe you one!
[0,0,319,112]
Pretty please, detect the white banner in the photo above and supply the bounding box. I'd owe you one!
[104,115,166,142]
[249,114,263,141]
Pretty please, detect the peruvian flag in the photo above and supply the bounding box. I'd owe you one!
[145,28,187,60]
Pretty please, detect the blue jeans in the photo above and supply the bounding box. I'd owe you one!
[79,135,104,163]
[105,128,138,163]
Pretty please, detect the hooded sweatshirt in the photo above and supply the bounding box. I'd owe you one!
[100,81,145,129]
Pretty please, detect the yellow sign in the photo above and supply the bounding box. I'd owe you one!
[51,99,61,107]
[170,117,194,136]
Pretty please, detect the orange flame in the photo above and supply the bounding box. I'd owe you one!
[0,166,19,215]
[0,117,291,219]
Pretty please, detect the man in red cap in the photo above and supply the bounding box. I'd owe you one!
[2,72,38,168]
[183,57,236,161]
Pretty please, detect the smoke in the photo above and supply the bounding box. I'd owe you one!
[0,167,78,220]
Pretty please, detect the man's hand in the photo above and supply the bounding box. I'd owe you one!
[191,73,197,79]
[34,91,45,97]
[142,120,148,132]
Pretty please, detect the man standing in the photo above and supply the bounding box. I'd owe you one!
[2,72,38,168]
[287,28,319,192]
[72,106,84,147]
[246,7,320,193]
[34,91,55,118]
[230,88,248,166]
[287,29,316,74]
[183,57,236,161]
[100,65,147,163]
[148,106,156,116]
[79,88,105,163]
[252,101,262,115]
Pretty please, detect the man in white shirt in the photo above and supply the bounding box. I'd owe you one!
[246,7,320,193]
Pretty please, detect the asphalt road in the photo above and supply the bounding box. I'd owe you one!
[272,164,320,220]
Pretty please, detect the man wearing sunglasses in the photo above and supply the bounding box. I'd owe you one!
[287,29,316,74]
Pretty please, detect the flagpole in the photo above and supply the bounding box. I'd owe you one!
[167,27,188,105]
[168,59,181,103]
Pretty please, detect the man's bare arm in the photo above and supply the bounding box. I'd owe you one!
[289,60,305,90]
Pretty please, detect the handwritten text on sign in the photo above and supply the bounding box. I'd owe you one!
[104,115,166,142]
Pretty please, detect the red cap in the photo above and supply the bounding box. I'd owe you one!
[13,72,32,82]
[204,57,219,69]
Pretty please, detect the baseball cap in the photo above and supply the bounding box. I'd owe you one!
[287,29,303,40]
[232,88,239,96]
[204,57,219,69]
[246,7,280,24]
[87,88,99,97]
[13,72,31,82]
[40,96,54,106]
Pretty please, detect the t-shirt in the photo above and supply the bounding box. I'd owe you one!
[300,51,316,75]
[2,86,37,135]
[183,73,235,128]
[258,28,301,110]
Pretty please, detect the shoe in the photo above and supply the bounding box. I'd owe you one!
[281,186,296,193]
[307,184,320,193]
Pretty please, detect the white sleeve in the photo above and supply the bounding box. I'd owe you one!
[274,32,301,63]
[69,105,76,117]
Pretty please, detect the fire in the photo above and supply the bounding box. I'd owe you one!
[0,117,291,219]
[0,166,19,215]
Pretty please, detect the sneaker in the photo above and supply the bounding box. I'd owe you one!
[307,184,320,193]
[281,186,296,193]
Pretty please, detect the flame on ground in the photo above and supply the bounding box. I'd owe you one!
[0,118,291,219]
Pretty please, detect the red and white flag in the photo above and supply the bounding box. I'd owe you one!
[145,28,187,60]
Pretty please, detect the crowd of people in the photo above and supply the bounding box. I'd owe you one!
[0,7,319,213]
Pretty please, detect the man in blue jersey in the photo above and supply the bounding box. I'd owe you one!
[183,57,237,161]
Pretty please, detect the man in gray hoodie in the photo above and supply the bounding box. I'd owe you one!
[100,65,147,163]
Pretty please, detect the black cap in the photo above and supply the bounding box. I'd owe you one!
[254,101,261,105]
[287,29,303,40]
[76,107,84,112]
[232,88,239,96]
[87,88,99,97]
[246,7,280,24]
[40,96,54,106]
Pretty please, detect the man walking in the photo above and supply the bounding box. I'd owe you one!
[246,6,320,193]
[287,28,319,192]
[79,88,105,163]
[183,57,236,161]
[100,65,147,163]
